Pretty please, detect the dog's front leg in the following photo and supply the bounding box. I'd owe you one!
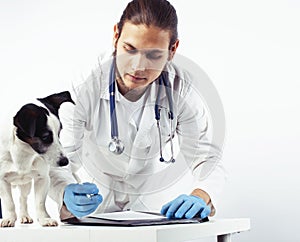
[0,179,17,227]
[18,181,33,224]
[34,176,58,226]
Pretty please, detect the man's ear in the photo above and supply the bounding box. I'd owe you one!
[168,39,180,61]
[113,24,120,48]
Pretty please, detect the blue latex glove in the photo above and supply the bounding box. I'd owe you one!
[63,182,103,218]
[160,194,211,219]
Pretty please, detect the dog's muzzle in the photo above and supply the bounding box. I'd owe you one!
[58,157,69,166]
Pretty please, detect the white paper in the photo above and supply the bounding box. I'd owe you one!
[91,211,165,221]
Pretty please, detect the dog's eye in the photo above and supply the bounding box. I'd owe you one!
[40,131,53,143]
[41,135,50,141]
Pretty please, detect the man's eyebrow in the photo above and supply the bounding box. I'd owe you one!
[123,41,164,53]
[123,41,137,49]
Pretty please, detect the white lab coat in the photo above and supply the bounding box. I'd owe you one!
[49,52,227,216]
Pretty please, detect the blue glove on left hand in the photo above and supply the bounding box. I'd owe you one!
[160,194,211,219]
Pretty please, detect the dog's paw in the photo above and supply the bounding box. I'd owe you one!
[38,218,58,227]
[20,215,33,224]
[0,218,17,227]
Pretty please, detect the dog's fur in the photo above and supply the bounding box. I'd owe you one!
[0,91,74,227]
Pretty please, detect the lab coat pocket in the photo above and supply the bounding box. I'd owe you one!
[130,127,153,160]
[127,125,154,175]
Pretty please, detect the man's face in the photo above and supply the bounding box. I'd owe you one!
[114,21,176,95]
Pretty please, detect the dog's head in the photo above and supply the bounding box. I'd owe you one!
[13,91,75,167]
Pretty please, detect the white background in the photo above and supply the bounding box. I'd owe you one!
[1,0,299,241]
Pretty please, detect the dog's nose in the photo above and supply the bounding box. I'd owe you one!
[58,157,69,166]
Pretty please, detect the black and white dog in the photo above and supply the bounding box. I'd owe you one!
[0,91,74,227]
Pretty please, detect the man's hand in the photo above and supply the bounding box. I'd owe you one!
[160,194,211,219]
[63,182,103,218]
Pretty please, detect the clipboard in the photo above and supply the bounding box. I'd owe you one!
[61,211,209,227]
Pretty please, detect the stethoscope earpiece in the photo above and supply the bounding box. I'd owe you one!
[159,157,175,163]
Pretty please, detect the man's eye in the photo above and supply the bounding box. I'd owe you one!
[146,53,162,60]
[124,46,137,54]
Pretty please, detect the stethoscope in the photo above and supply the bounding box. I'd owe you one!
[108,59,175,163]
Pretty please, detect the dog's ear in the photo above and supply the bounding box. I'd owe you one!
[37,91,75,117]
[13,104,46,138]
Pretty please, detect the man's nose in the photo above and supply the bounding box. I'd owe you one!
[131,53,146,71]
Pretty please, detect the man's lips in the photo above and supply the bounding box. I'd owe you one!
[127,73,146,81]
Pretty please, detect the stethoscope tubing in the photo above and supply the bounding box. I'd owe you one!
[109,59,119,139]
[108,59,175,162]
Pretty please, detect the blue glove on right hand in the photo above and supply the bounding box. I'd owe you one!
[160,194,211,219]
[63,182,103,218]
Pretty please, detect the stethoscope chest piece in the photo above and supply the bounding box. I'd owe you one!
[108,137,124,155]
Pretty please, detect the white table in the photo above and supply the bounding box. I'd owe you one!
[0,218,250,242]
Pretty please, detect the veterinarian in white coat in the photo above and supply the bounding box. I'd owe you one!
[49,0,227,220]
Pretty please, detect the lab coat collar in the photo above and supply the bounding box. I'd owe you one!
[97,53,116,101]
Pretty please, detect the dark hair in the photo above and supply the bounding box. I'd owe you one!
[117,0,178,49]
